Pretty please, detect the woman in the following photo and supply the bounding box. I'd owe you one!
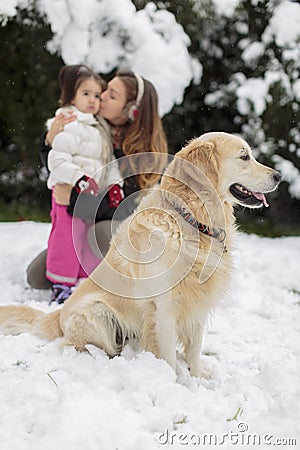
[27,70,168,293]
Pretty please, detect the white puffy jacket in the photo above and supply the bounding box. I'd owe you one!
[47,106,122,190]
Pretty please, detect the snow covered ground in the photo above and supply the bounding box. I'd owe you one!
[0,221,299,450]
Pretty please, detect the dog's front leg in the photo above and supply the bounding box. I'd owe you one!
[141,296,176,371]
[184,324,210,378]
[155,296,177,370]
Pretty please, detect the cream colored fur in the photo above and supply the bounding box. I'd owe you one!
[0,132,281,377]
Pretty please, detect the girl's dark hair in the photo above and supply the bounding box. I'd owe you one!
[58,64,105,106]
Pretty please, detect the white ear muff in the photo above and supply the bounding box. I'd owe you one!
[126,73,145,122]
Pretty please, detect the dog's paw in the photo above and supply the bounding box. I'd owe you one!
[196,368,212,379]
[189,364,212,379]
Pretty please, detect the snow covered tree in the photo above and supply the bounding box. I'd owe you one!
[0,2,61,216]
[0,0,200,217]
[201,0,300,231]
[160,0,300,232]
[0,0,299,232]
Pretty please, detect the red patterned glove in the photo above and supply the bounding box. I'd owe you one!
[75,175,99,196]
[108,184,124,208]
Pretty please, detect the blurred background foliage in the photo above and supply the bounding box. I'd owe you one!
[0,0,299,235]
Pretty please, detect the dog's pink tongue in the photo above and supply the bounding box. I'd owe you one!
[253,192,269,207]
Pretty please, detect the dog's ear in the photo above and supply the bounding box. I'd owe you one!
[160,139,221,226]
[178,139,219,187]
[161,139,219,194]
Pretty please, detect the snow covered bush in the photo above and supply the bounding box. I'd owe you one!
[203,0,300,202]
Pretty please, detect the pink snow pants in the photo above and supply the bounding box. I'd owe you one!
[46,194,100,286]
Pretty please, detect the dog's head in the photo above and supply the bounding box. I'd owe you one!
[162,132,281,212]
[197,132,281,208]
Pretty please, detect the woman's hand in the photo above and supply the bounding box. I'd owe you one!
[45,112,76,146]
[53,183,73,205]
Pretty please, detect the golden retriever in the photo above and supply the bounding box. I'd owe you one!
[0,132,281,377]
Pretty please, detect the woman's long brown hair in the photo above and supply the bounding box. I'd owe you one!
[117,71,168,189]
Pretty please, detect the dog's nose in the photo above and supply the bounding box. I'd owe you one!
[273,171,282,183]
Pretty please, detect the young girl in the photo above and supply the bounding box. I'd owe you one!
[46,65,123,303]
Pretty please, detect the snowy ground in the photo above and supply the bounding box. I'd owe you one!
[0,221,299,450]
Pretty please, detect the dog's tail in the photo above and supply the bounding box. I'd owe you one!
[0,305,63,340]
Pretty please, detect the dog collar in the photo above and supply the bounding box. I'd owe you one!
[174,207,226,243]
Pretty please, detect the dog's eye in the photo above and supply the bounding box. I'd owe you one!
[240,154,250,161]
